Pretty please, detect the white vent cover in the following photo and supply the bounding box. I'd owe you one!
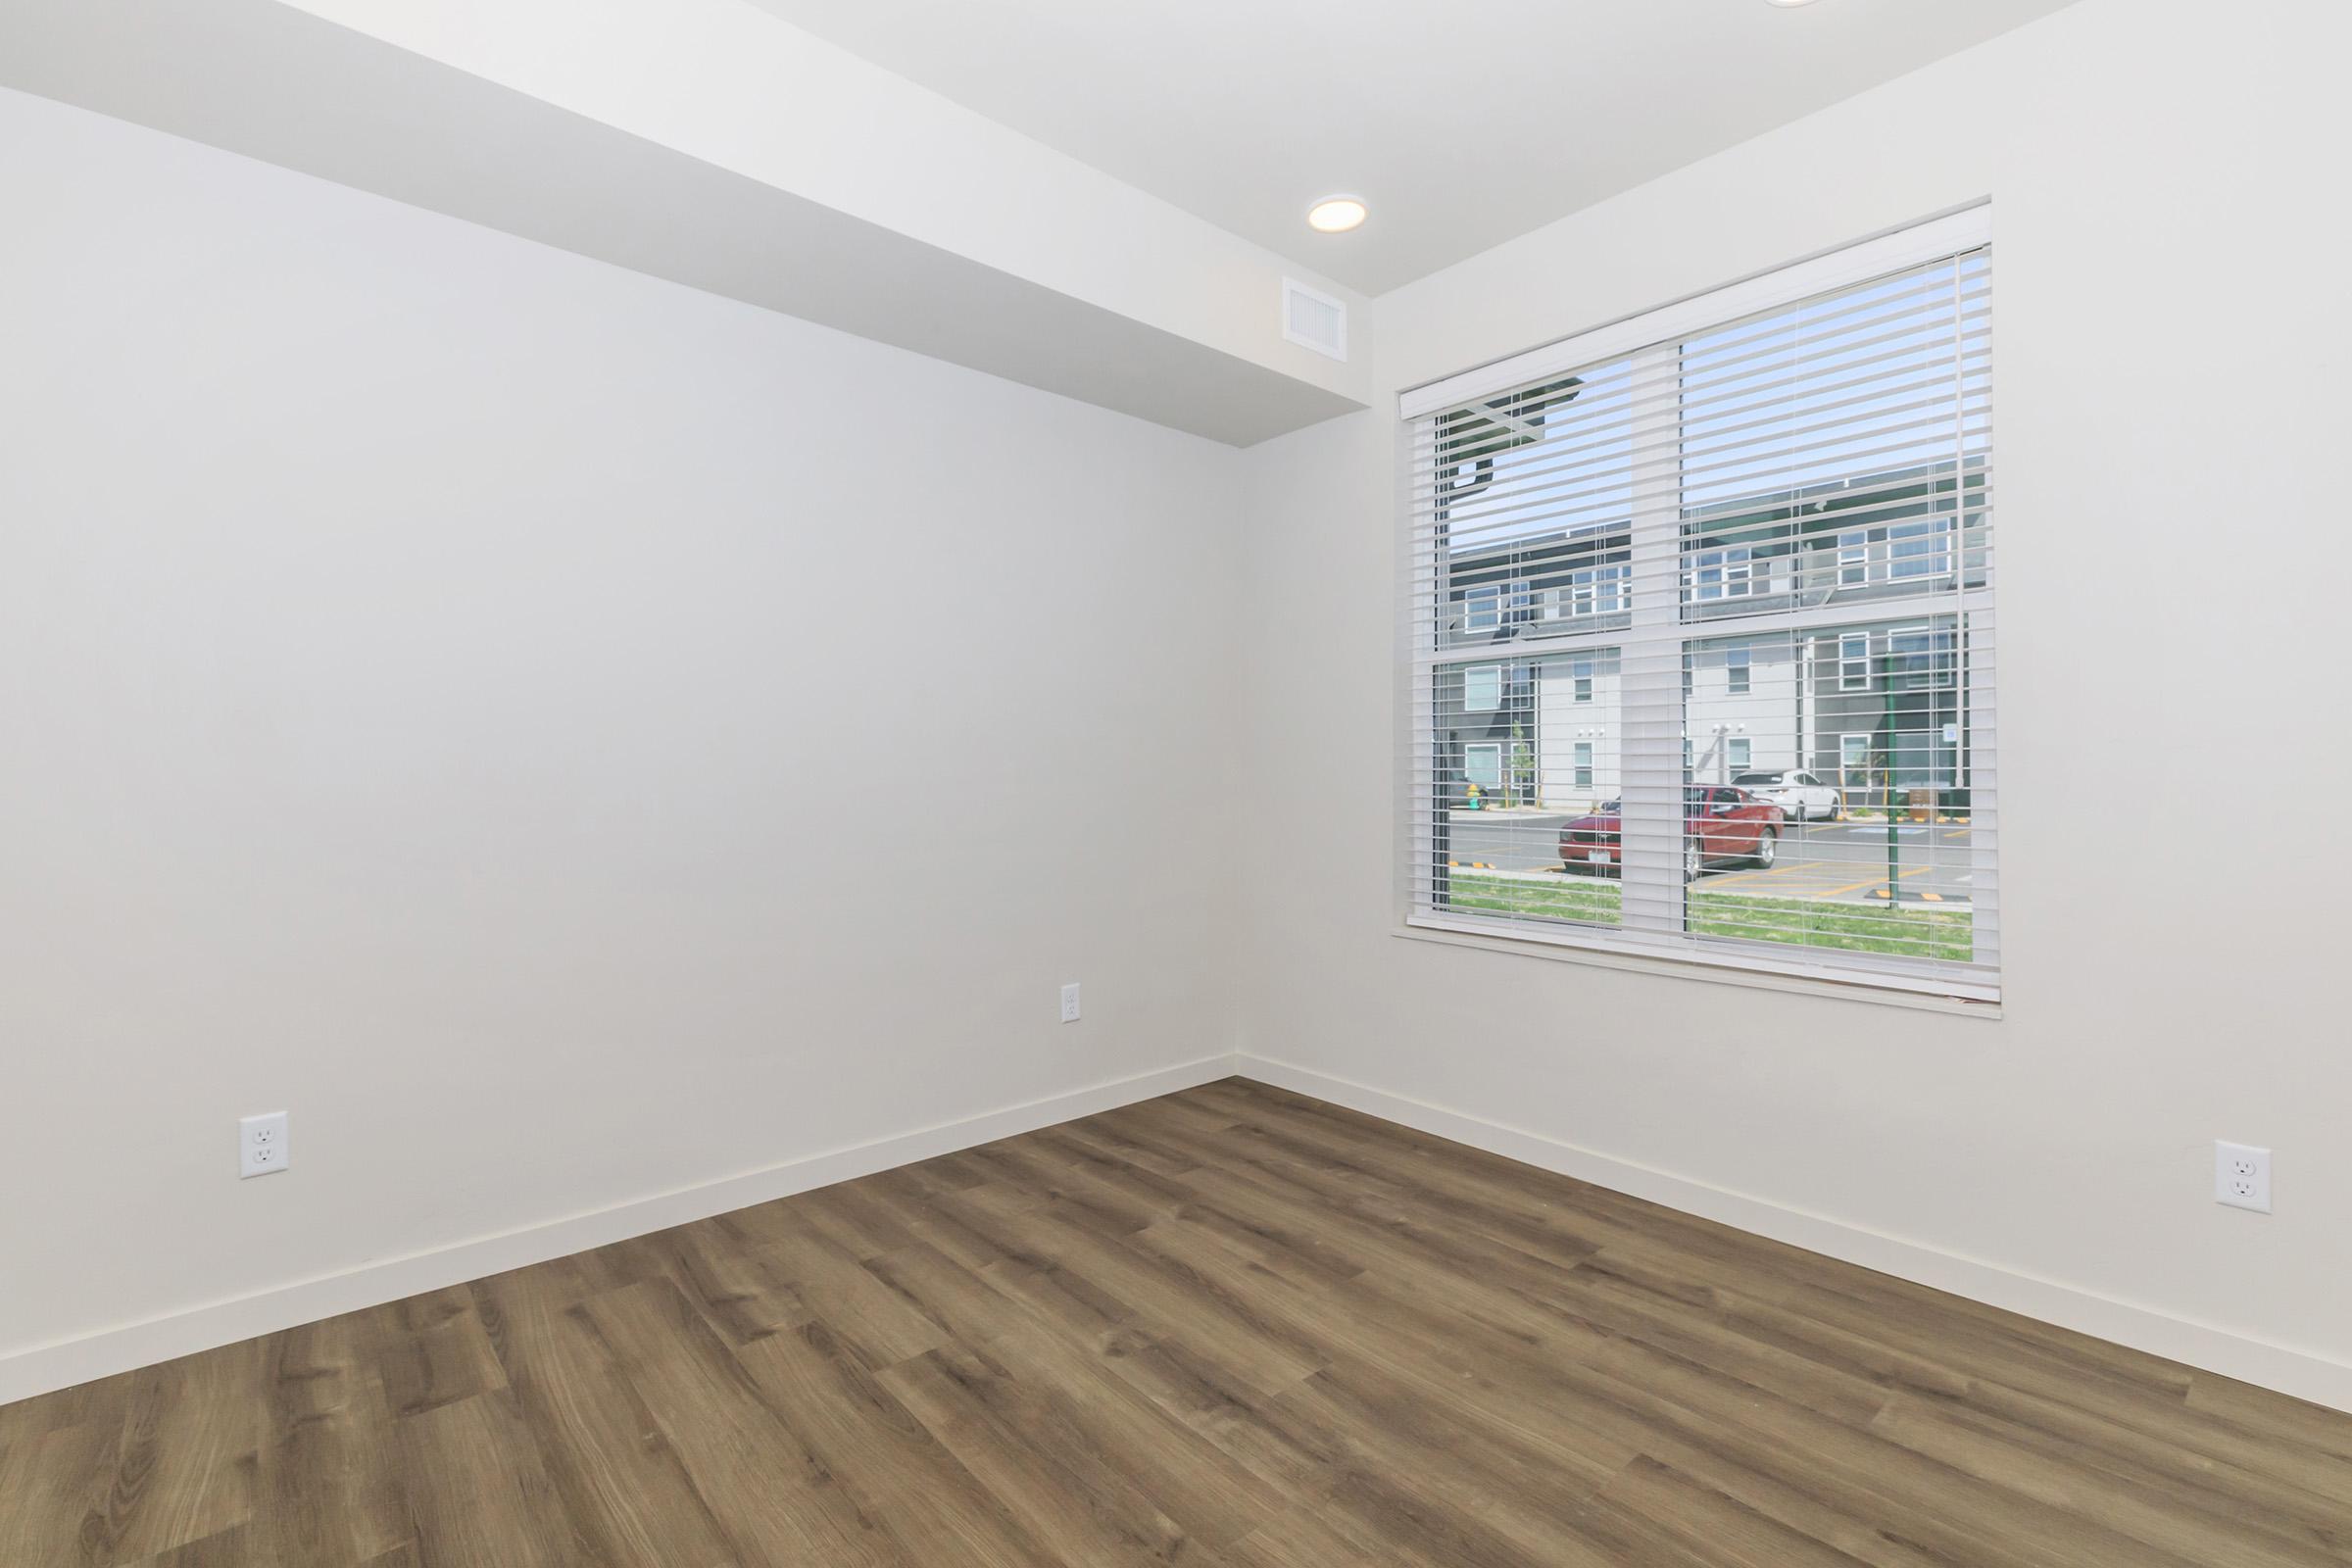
[1281,278,1348,361]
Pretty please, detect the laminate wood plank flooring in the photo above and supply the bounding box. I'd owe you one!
[4,1076,2348,1566]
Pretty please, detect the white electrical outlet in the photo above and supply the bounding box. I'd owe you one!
[240,1111,290,1178]
[1059,982,1081,1024]
[2215,1140,2270,1213]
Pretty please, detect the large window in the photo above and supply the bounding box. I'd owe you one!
[1406,213,1997,1001]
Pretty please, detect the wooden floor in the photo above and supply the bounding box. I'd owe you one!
[6,1079,2351,1566]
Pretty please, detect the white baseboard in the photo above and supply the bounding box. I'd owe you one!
[19,1049,2348,1419]
[1237,1054,2352,1416]
[0,1054,1240,1407]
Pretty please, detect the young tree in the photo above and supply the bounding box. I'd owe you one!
[1507,723,1536,808]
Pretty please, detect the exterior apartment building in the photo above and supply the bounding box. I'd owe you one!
[1436,457,1984,816]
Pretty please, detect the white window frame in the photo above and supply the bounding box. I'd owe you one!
[1838,632,1872,691]
[1728,737,1752,773]
[1572,659,1594,704]
[1463,663,1502,714]
[1574,741,1595,790]
[1888,515,1955,582]
[1838,528,1868,587]
[1463,585,1501,633]
[1402,209,1997,1005]
[1463,743,1503,792]
[1567,564,1628,618]
[1726,644,1751,697]
[1686,546,1754,604]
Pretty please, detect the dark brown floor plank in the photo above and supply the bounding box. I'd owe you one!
[395,1391,581,1568]
[983,1316,1288,1548]
[249,1312,412,1566]
[468,1264,736,1568]
[733,1320,1061,1568]
[628,1219,812,1346]
[0,1416,122,1566]
[1576,1454,1876,1568]
[786,1179,925,1261]
[879,1343,1193,1566]
[370,1288,507,1421]
[78,1339,267,1565]
[581,1277,906,1568]
[1869,1392,2345,1568]
[858,1240,1040,1349]
[120,1522,256,1568]
[709,1205,952,1369]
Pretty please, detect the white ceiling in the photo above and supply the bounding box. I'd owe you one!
[3,0,1371,446]
[744,0,2081,295]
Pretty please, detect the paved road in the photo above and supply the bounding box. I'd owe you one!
[1443,810,1977,906]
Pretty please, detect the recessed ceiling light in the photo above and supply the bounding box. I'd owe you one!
[1306,197,1367,234]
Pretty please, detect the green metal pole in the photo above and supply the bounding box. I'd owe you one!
[1883,643,1899,903]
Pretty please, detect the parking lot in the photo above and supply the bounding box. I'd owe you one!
[1444,810,1977,906]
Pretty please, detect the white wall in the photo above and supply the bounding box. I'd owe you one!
[0,89,1240,1383]
[1241,0,2352,1394]
[1532,654,1621,811]
[1684,642,1800,785]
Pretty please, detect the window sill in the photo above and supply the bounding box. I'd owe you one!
[1397,914,2003,1019]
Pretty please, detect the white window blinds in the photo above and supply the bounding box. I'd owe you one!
[1404,212,1997,1002]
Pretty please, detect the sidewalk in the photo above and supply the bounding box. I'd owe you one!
[1446,805,1575,818]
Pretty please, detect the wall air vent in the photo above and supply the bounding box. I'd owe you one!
[1281,278,1348,362]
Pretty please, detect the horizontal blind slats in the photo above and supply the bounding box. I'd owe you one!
[1406,227,1996,996]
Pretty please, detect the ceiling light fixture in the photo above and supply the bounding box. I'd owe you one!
[1764,0,1822,7]
[1306,197,1367,234]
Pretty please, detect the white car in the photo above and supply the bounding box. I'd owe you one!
[1731,769,1841,822]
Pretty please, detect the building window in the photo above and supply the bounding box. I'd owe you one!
[1408,213,1996,1000]
[1839,632,1871,691]
[1686,546,1753,603]
[1567,563,1629,617]
[1838,529,1868,587]
[1463,664,1502,713]
[1463,744,1502,792]
[1888,624,1950,690]
[1889,516,1953,580]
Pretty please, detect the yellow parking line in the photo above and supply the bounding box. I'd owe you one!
[1815,866,1936,899]
[1702,862,1812,890]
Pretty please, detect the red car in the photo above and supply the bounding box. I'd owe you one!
[1560,786,1787,881]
